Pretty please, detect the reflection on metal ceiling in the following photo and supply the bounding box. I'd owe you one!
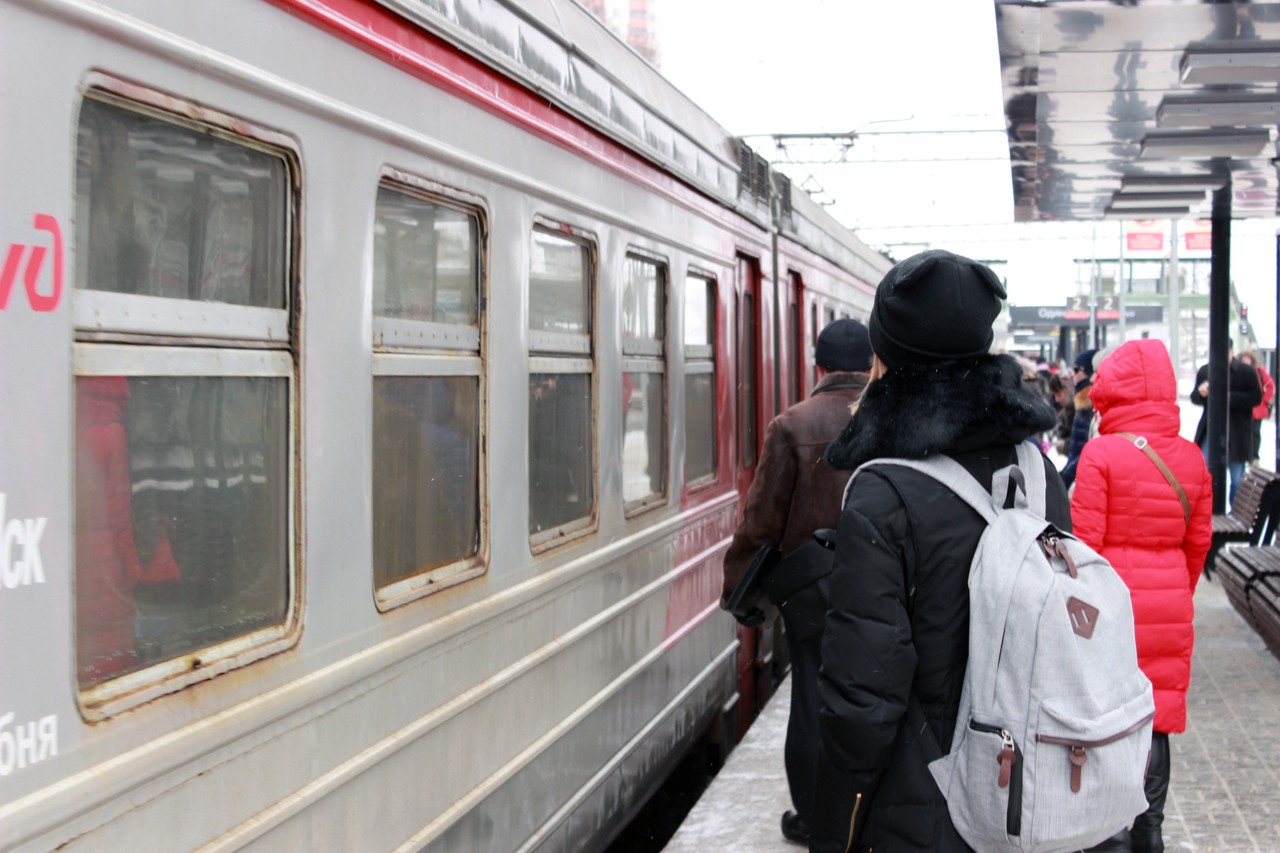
[995,0,1280,222]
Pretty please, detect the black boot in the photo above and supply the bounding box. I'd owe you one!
[1132,732,1170,853]
[780,809,810,845]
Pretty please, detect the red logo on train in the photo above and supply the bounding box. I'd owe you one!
[0,214,63,312]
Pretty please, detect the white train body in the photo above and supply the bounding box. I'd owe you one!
[0,1,886,849]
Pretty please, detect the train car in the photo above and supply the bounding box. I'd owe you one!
[0,0,888,849]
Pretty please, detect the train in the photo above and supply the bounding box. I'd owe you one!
[0,0,889,849]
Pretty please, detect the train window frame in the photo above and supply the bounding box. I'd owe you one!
[621,249,669,518]
[72,83,295,340]
[70,84,299,721]
[527,221,599,553]
[370,175,489,609]
[683,270,718,489]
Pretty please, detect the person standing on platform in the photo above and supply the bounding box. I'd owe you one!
[720,317,874,847]
[1238,350,1274,464]
[1048,371,1075,456]
[1070,339,1213,853]
[812,250,1067,853]
[1191,346,1262,505]
[1060,347,1098,488]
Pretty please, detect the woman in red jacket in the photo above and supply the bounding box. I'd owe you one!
[1070,339,1213,853]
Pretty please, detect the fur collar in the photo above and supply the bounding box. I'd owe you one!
[826,354,1057,470]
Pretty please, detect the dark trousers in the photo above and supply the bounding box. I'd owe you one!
[1132,732,1171,853]
[784,626,822,825]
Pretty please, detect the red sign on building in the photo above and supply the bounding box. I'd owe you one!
[1185,220,1212,251]
[1125,220,1164,252]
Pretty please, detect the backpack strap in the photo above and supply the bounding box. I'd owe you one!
[1117,432,1190,525]
[849,441,1050,524]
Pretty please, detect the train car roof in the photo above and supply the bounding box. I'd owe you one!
[996,0,1280,222]
[373,0,892,279]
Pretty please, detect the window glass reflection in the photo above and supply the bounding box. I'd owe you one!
[623,373,665,506]
[529,373,594,534]
[74,375,289,688]
[373,187,478,324]
[75,97,288,308]
[372,376,480,586]
[685,373,716,483]
[529,232,590,336]
[623,257,663,343]
[684,278,712,347]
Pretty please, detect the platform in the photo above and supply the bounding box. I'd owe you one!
[664,571,1280,852]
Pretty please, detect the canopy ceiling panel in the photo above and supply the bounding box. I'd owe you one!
[996,0,1280,221]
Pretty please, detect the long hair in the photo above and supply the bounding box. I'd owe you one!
[849,353,890,415]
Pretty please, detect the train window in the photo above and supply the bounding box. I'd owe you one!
[622,255,667,513]
[74,97,290,333]
[371,183,484,602]
[684,275,717,484]
[529,228,597,549]
[72,91,295,712]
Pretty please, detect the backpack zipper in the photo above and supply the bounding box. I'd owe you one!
[1035,713,1155,792]
[969,720,1023,836]
[1040,531,1078,578]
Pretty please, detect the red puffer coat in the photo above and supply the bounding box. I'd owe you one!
[1071,339,1213,734]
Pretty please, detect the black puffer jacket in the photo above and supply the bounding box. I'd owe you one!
[811,355,1070,853]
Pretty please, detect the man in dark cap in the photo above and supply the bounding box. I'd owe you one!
[814,250,1068,852]
[721,317,874,846]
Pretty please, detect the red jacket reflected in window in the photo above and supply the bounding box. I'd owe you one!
[74,377,180,686]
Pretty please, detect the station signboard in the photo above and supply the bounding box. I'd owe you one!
[1010,304,1164,327]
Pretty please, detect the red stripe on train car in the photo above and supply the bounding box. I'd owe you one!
[265,0,726,219]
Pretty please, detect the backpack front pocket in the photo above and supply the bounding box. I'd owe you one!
[1028,693,1154,848]
[969,719,1023,837]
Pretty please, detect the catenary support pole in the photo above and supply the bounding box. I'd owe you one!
[1208,184,1232,513]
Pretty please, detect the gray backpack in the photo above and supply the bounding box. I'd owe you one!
[853,443,1155,853]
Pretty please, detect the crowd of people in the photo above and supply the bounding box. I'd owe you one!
[719,248,1273,853]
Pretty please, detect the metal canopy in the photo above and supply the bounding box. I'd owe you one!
[995,0,1280,222]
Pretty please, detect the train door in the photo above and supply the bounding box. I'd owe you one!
[733,253,780,720]
[787,271,804,406]
[734,254,765,501]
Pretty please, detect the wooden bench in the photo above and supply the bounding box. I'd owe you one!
[1214,546,1280,661]
[1206,467,1280,577]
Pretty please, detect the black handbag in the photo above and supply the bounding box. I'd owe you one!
[763,540,835,641]
[724,544,780,627]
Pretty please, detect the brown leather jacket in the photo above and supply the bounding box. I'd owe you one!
[721,371,868,601]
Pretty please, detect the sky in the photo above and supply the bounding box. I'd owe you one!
[655,0,1280,350]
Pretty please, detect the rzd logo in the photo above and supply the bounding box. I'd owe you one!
[0,214,63,312]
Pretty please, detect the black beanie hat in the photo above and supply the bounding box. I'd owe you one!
[815,318,873,371]
[1074,348,1099,378]
[868,249,1007,365]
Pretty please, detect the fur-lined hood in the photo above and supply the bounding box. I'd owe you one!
[826,354,1057,470]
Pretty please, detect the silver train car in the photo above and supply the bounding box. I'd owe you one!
[0,0,889,849]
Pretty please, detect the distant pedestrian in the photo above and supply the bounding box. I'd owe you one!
[1071,339,1213,853]
[1191,346,1262,504]
[1048,371,1075,455]
[720,318,874,847]
[1237,350,1274,464]
[1060,347,1097,488]
[813,250,1066,853]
